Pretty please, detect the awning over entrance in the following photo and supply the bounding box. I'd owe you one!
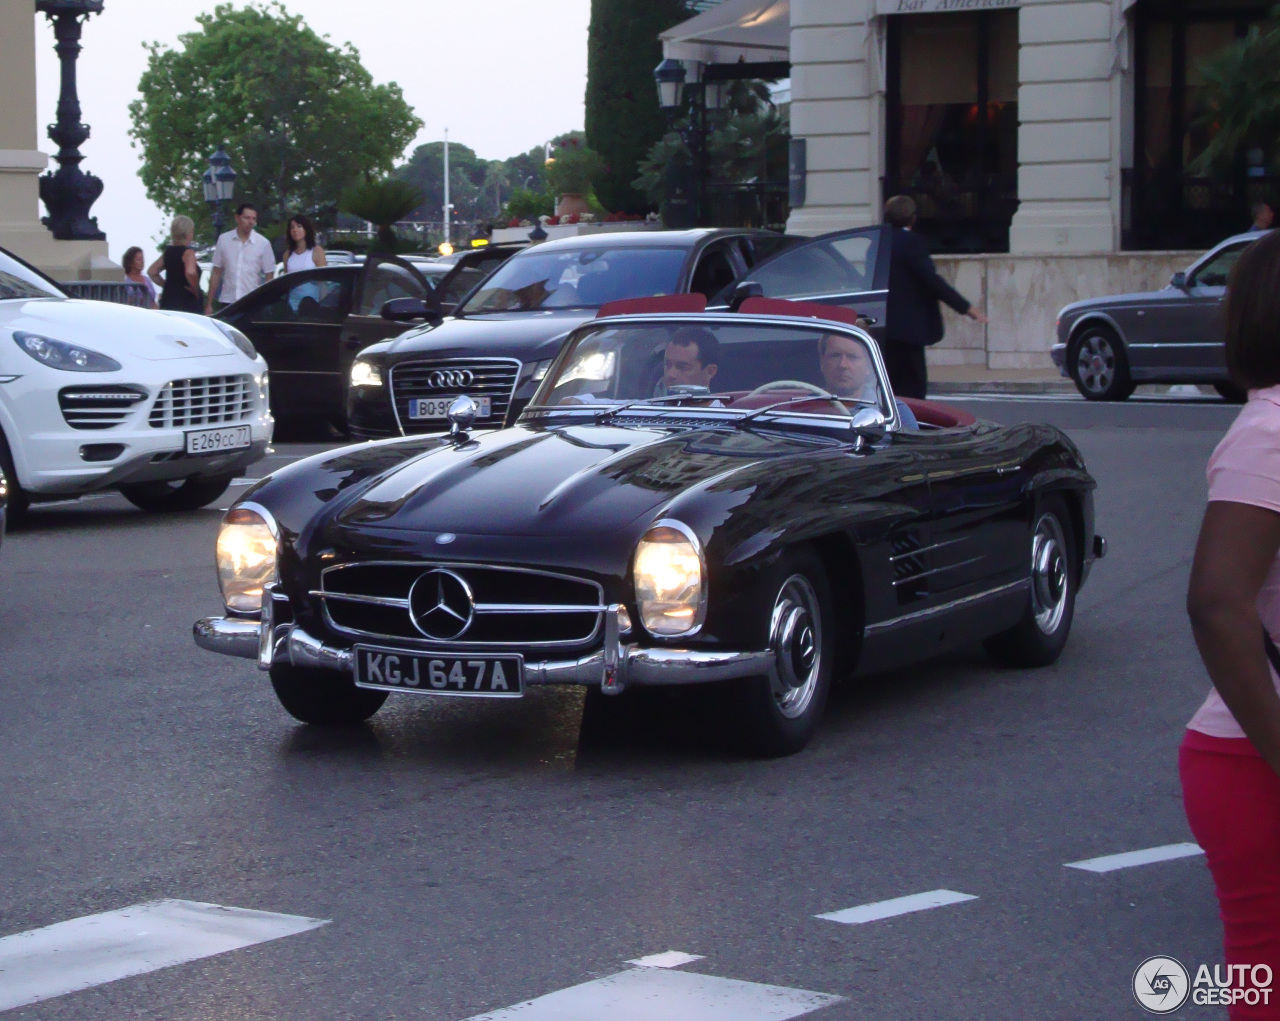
[660,0,790,65]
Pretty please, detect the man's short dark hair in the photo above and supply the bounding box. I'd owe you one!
[1225,230,1280,389]
[669,326,719,367]
[236,202,258,217]
[884,194,917,229]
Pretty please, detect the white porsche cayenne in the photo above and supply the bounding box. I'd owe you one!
[0,246,273,517]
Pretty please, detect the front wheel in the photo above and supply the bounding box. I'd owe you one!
[732,550,834,757]
[269,664,388,726]
[1068,327,1135,401]
[119,474,233,512]
[984,496,1077,667]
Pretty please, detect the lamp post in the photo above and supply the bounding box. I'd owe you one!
[36,0,106,240]
[201,146,237,242]
[653,58,705,229]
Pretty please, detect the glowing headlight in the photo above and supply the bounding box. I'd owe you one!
[350,359,383,387]
[216,505,278,614]
[633,522,704,636]
[13,331,121,372]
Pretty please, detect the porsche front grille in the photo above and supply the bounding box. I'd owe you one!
[58,386,147,430]
[389,359,520,434]
[314,561,604,647]
[149,375,254,429]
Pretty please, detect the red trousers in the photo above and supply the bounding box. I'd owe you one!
[1181,729,1280,1019]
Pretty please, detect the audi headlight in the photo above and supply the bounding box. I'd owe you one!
[633,521,705,636]
[211,320,259,360]
[216,505,278,614]
[14,331,121,372]
[350,358,383,387]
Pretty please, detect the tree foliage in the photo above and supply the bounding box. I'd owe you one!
[1188,16,1280,177]
[585,0,690,214]
[128,3,421,237]
[341,177,423,251]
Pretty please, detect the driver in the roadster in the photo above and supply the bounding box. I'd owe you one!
[819,332,918,429]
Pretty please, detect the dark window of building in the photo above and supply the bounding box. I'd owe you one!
[1126,0,1272,249]
[885,10,1019,254]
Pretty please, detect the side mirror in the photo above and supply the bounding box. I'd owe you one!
[728,280,763,312]
[1170,271,1188,291]
[380,296,430,321]
[850,405,888,444]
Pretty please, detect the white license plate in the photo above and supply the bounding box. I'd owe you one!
[185,425,252,454]
[408,396,491,420]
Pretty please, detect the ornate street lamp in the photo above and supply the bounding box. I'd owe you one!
[653,58,704,229]
[653,59,687,111]
[36,0,106,241]
[201,146,237,240]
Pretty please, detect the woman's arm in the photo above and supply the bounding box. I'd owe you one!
[182,248,200,296]
[1187,500,1280,776]
[313,246,327,268]
[147,255,164,286]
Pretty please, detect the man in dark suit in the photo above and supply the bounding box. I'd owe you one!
[882,195,987,398]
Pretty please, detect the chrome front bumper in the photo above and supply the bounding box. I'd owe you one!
[193,606,774,694]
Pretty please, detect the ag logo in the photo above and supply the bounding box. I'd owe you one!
[1133,956,1190,1014]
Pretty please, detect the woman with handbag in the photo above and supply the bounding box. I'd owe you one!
[1185,228,1280,1020]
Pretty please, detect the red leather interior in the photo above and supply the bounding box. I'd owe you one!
[737,297,860,327]
[900,397,977,428]
[725,390,847,414]
[596,294,708,318]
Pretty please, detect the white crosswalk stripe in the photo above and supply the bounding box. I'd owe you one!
[815,888,978,925]
[0,899,327,1012]
[1064,842,1204,873]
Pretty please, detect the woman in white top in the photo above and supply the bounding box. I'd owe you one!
[280,214,327,275]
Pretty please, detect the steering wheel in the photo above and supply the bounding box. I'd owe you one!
[745,379,853,416]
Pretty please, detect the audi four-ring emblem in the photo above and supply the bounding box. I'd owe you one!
[427,369,474,389]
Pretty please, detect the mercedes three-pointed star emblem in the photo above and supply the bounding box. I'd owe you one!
[408,569,475,640]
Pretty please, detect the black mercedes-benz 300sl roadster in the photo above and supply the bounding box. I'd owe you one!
[195,302,1106,756]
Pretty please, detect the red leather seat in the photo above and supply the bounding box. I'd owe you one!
[737,297,860,326]
[900,397,976,428]
[596,294,708,318]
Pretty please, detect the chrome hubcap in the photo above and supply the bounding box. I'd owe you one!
[768,574,822,719]
[1030,513,1069,635]
[1077,334,1115,393]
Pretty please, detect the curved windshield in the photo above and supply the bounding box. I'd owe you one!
[459,247,686,313]
[0,248,65,300]
[529,320,889,419]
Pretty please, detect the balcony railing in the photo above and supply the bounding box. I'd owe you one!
[704,181,789,232]
[1122,169,1276,251]
[59,281,151,306]
[880,174,1018,254]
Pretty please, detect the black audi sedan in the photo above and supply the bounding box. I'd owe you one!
[212,244,521,434]
[343,228,851,439]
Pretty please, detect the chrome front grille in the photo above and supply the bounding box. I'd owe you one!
[149,374,254,429]
[315,561,604,647]
[58,386,147,430]
[389,358,520,434]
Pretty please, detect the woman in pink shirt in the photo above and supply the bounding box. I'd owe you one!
[1185,229,1280,1020]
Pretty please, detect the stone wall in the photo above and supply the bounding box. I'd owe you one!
[928,250,1198,370]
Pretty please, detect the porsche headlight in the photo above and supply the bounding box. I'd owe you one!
[211,320,259,360]
[350,358,383,387]
[13,331,121,372]
[633,522,704,636]
[216,505,278,614]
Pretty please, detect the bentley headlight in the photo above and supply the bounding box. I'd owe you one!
[216,505,278,614]
[13,331,121,372]
[633,522,704,636]
[350,358,383,387]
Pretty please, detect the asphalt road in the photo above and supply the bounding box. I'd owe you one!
[0,397,1247,1019]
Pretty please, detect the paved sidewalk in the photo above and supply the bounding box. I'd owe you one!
[928,365,1072,395]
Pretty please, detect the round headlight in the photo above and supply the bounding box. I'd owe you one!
[216,505,278,614]
[633,521,705,636]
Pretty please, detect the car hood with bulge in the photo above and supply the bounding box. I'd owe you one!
[1058,287,1177,319]
[383,309,596,360]
[3,298,240,361]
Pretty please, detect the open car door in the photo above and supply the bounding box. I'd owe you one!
[713,226,892,341]
[433,243,525,316]
[345,254,437,354]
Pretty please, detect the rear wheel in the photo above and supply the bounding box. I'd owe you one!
[1068,326,1135,401]
[269,664,388,726]
[119,474,233,512]
[984,496,1077,667]
[732,549,834,757]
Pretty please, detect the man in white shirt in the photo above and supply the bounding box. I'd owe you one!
[205,203,276,313]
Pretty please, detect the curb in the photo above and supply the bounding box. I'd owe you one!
[930,380,1076,395]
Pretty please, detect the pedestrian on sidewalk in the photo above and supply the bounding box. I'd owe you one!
[279,214,327,275]
[881,195,987,399]
[121,246,157,309]
[1184,229,1280,1020]
[148,216,202,314]
[205,203,274,314]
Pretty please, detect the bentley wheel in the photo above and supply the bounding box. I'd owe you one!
[119,474,234,513]
[984,496,1077,668]
[735,550,834,757]
[269,664,388,726]
[1068,326,1135,402]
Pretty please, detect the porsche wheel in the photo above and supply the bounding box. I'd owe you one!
[1068,326,1134,401]
[0,428,28,524]
[269,664,388,726]
[735,550,834,757]
[119,474,234,513]
[984,496,1077,668]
